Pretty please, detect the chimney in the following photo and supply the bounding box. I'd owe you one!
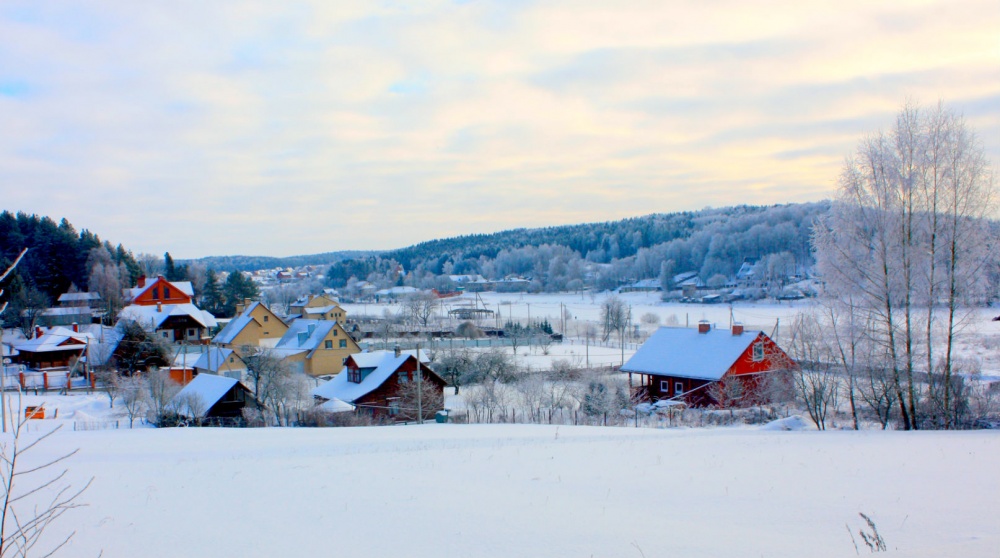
[698,320,711,334]
[394,345,401,358]
[34,326,43,339]
[156,302,162,312]
[137,275,146,288]
[236,302,245,315]
[732,322,744,336]
[71,322,79,333]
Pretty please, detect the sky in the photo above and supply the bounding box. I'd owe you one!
[1,1,998,259]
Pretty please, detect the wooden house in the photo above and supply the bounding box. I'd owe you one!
[272,319,361,377]
[288,294,347,324]
[125,276,194,306]
[171,373,260,420]
[311,348,445,420]
[118,302,218,344]
[622,322,793,407]
[213,301,288,352]
[11,326,91,371]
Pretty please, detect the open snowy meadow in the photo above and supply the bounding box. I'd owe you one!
[11,411,998,558]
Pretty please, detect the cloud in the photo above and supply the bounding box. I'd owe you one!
[0,0,997,257]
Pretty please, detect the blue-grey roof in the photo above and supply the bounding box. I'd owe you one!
[213,313,256,345]
[193,347,243,373]
[621,326,762,381]
[274,319,337,357]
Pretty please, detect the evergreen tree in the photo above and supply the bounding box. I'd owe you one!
[222,270,260,316]
[202,269,226,316]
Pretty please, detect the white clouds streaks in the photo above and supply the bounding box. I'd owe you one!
[0,0,997,257]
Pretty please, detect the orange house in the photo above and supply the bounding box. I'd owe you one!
[126,276,194,306]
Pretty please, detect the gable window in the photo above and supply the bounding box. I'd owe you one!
[398,371,409,384]
[333,329,338,336]
[152,287,159,300]
[324,340,333,349]
[229,357,234,363]
[752,342,764,362]
[339,339,347,348]
[263,315,269,322]
[163,287,171,299]
[347,368,361,383]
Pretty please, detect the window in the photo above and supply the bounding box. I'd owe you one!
[348,368,361,383]
[161,332,168,338]
[398,371,409,384]
[263,315,269,322]
[187,329,195,337]
[163,287,171,299]
[339,339,347,348]
[324,340,333,349]
[752,342,764,362]
[333,329,338,336]
[674,382,684,395]
[388,399,400,416]
[229,357,234,363]
[152,287,159,300]
[660,380,670,393]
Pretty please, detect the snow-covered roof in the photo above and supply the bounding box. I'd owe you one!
[312,351,411,403]
[317,397,355,413]
[126,277,194,300]
[172,374,241,418]
[304,306,338,315]
[13,330,90,354]
[193,347,244,373]
[119,304,218,331]
[41,307,95,317]
[274,319,338,357]
[375,286,419,296]
[620,326,763,381]
[57,292,100,303]
[213,313,257,345]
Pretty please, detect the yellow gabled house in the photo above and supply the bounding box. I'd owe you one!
[271,319,361,377]
[288,294,347,325]
[212,301,289,354]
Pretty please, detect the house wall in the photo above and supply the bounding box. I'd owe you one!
[639,332,792,407]
[302,323,360,377]
[353,359,446,420]
[131,277,192,306]
[248,305,288,341]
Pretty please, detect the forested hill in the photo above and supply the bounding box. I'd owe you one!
[327,202,832,290]
[184,251,376,273]
[0,211,142,300]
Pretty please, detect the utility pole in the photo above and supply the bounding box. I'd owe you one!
[416,341,423,424]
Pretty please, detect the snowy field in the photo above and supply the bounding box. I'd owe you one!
[13,417,998,558]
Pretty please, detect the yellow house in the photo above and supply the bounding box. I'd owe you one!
[212,302,289,354]
[272,319,361,377]
[289,294,347,324]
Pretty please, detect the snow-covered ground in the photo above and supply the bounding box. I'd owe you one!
[11,414,996,558]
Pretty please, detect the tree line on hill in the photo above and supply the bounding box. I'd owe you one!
[326,202,829,293]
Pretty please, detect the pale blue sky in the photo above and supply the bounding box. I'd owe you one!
[1,1,998,258]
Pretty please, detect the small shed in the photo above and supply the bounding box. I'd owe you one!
[172,374,260,420]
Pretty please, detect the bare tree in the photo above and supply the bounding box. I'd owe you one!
[402,292,438,328]
[787,314,839,430]
[396,372,443,422]
[707,375,746,416]
[814,101,996,430]
[119,374,147,428]
[93,368,122,409]
[145,368,180,426]
[0,395,91,558]
[176,392,208,426]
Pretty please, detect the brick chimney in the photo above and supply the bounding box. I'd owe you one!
[156,302,162,312]
[394,345,401,358]
[137,275,146,288]
[34,326,43,339]
[732,323,744,336]
[698,320,711,334]
[71,322,79,333]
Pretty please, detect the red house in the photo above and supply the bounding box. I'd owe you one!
[311,348,446,420]
[126,276,194,306]
[622,322,793,407]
